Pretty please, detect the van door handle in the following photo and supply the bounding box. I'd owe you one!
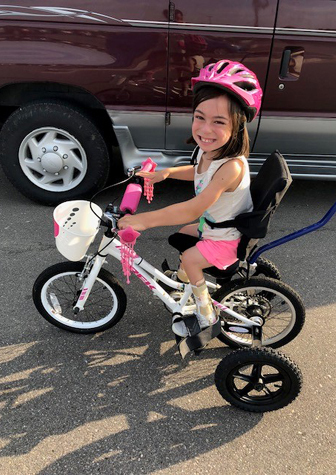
[279,47,305,80]
[279,49,292,79]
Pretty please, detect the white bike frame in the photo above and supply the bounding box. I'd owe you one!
[73,233,261,330]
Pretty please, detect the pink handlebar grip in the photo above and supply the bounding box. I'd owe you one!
[141,157,157,173]
[118,226,140,243]
[119,183,142,214]
[142,157,157,203]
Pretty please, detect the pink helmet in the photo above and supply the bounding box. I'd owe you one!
[191,59,263,122]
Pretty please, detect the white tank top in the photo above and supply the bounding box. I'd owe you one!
[194,149,253,241]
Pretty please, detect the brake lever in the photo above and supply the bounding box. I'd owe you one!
[126,166,142,177]
[102,204,125,233]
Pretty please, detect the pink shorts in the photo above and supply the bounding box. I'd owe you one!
[196,238,240,270]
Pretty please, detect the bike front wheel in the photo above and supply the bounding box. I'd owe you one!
[33,262,127,333]
[213,277,305,349]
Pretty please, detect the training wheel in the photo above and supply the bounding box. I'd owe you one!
[215,347,302,412]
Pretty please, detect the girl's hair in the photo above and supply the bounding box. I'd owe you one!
[188,86,250,160]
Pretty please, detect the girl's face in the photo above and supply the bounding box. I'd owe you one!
[192,95,233,158]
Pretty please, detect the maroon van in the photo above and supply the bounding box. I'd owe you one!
[0,1,335,204]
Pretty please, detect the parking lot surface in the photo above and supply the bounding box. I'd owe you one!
[0,172,335,474]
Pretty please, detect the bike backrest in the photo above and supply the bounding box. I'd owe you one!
[237,149,292,260]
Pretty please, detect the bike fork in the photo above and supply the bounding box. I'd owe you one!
[73,255,106,313]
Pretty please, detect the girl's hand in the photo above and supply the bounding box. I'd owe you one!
[136,168,170,185]
[118,213,147,232]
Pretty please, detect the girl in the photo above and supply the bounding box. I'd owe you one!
[118,59,263,338]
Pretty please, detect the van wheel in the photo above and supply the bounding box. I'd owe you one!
[0,102,110,205]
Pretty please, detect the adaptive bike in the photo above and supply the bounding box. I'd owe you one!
[33,152,333,413]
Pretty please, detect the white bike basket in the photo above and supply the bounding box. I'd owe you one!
[53,200,102,261]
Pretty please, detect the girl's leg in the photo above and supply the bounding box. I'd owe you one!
[180,245,210,285]
[172,246,217,337]
[174,223,199,283]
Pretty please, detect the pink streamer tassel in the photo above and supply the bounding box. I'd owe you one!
[118,227,140,284]
[144,178,154,203]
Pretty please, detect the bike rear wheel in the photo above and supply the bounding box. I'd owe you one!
[213,277,305,349]
[215,347,302,412]
[33,262,127,333]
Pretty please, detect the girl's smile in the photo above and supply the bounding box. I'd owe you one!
[192,95,233,158]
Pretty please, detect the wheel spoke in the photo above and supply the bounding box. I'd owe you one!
[237,382,255,397]
[251,363,262,379]
[54,138,76,152]
[38,131,58,147]
[262,386,276,397]
[26,137,41,159]
[61,166,77,187]
[24,160,43,173]
[66,150,85,170]
[38,174,62,185]
[232,372,252,383]
[263,372,284,384]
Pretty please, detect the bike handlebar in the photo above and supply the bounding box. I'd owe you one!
[116,158,157,283]
[119,183,143,215]
[119,157,156,215]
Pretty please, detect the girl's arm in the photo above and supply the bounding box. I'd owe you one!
[119,159,243,231]
[137,165,194,184]
[165,165,195,181]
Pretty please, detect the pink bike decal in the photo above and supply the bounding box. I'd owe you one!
[212,300,229,312]
[132,268,156,290]
[79,288,89,300]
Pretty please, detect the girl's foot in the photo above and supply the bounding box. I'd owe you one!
[172,313,218,337]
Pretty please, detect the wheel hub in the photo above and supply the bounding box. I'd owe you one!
[246,304,263,318]
[254,381,265,392]
[40,152,63,173]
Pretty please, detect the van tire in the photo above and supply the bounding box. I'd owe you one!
[0,102,110,205]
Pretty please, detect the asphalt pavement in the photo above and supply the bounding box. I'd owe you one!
[0,170,335,474]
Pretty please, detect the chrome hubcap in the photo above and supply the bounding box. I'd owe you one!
[19,127,87,192]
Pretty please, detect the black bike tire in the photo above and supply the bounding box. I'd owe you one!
[33,261,127,333]
[253,257,281,280]
[214,277,305,349]
[215,347,303,412]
